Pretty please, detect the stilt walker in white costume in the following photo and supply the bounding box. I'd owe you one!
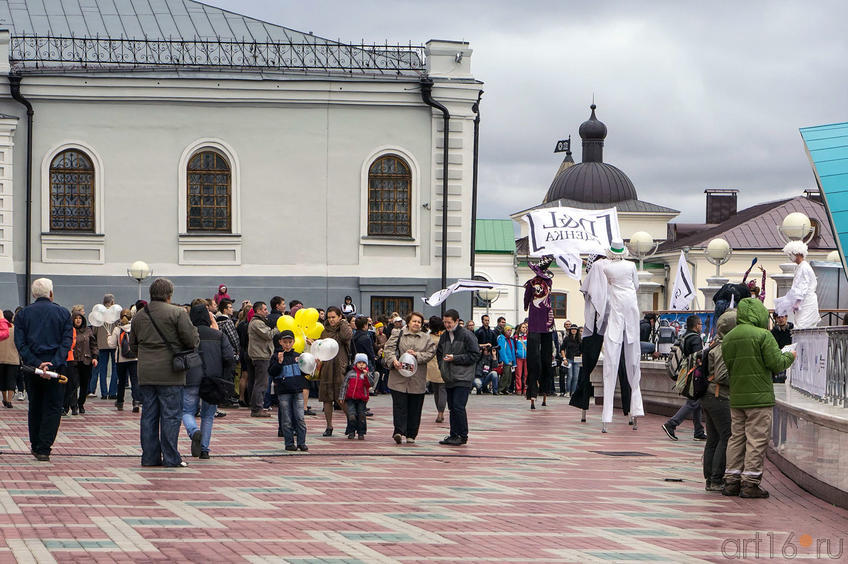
[775,241,819,329]
[600,240,644,432]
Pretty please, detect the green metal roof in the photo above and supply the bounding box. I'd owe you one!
[475,219,515,254]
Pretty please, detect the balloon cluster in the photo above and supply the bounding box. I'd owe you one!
[276,308,323,354]
[88,304,123,327]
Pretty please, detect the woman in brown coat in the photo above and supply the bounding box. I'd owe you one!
[426,316,446,423]
[318,306,353,436]
[384,311,437,444]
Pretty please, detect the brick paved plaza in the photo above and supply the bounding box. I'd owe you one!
[1,394,847,563]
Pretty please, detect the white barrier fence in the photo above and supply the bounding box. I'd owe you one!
[791,327,848,407]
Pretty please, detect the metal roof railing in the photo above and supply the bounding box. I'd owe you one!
[9,34,426,77]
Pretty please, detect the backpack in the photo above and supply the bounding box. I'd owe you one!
[119,330,137,360]
[657,324,676,345]
[665,337,686,381]
[673,348,710,399]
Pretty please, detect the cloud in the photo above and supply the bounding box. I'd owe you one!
[206,0,848,223]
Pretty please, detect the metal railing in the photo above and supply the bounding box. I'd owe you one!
[791,326,848,408]
[9,34,426,76]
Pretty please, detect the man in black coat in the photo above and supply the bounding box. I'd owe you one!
[14,278,73,461]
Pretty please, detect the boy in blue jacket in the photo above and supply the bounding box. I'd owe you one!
[268,330,308,451]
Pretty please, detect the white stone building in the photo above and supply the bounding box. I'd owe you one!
[0,0,482,316]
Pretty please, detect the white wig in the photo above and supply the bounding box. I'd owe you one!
[31,278,53,299]
[782,241,808,259]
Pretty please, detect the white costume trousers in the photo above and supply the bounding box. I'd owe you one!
[601,335,644,423]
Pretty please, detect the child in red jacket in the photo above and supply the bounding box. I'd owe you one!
[340,353,370,440]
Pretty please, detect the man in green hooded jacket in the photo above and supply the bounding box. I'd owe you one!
[720,298,795,498]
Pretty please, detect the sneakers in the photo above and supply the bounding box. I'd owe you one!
[439,435,464,446]
[16,391,25,400]
[406,437,415,444]
[740,484,770,499]
[661,423,678,441]
[190,430,202,458]
[215,411,226,418]
[693,434,707,441]
[721,482,741,496]
[705,480,724,492]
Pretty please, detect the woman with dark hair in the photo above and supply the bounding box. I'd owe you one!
[181,303,234,459]
[318,305,352,436]
[384,311,437,444]
[341,296,356,316]
[426,316,446,423]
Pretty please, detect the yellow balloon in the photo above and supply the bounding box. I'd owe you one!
[276,315,297,333]
[302,308,320,327]
[306,322,324,340]
[293,334,306,353]
[294,308,307,323]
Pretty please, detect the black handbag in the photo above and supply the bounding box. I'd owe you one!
[145,306,202,372]
[197,340,231,404]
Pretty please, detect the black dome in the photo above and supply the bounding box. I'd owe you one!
[543,103,637,204]
[543,162,637,203]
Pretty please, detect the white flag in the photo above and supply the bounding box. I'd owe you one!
[523,206,621,258]
[669,251,695,311]
[422,279,509,307]
[554,252,582,281]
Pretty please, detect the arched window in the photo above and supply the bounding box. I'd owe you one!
[187,150,231,232]
[49,149,95,232]
[368,155,411,237]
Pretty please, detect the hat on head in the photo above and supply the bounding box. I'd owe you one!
[374,322,384,329]
[609,239,627,255]
[279,330,295,340]
[354,353,369,365]
[392,316,403,323]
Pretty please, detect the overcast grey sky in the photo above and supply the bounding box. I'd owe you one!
[208,0,848,223]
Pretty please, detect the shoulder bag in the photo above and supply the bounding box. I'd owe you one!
[145,306,202,372]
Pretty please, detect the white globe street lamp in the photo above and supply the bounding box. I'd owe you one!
[705,238,732,277]
[627,231,658,271]
[127,261,153,299]
[778,212,814,243]
[476,287,501,319]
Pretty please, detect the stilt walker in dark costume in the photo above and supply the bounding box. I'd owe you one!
[524,256,555,410]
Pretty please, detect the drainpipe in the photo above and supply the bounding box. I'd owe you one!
[9,75,33,305]
[468,90,483,314]
[421,78,450,315]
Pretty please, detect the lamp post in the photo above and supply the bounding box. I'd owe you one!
[628,231,661,313]
[700,238,732,306]
[773,212,813,298]
[127,261,152,300]
[476,287,501,319]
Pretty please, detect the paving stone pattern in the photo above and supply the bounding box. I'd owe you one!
[1,394,847,563]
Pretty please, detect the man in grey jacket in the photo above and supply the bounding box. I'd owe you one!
[247,301,275,417]
[130,278,199,468]
[436,309,480,446]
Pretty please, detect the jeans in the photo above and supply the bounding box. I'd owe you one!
[139,385,183,466]
[345,398,368,436]
[473,371,498,394]
[278,392,307,447]
[390,390,425,439]
[116,362,139,405]
[666,398,704,436]
[566,359,580,395]
[181,385,216,453]
[446,385,471,440]
[27,370,65,455]
[92,349,117,396]
[701,394,732,483]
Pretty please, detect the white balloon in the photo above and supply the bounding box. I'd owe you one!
[297,352,317,375]
[103,304,123,323]
[314,338,339,362]
[398,352,418,378]
[88,310,105,327]
[92,304,107,314]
